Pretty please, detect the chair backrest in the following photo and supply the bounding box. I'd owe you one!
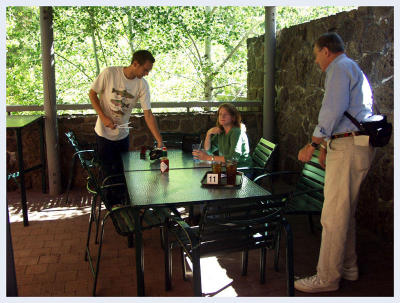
[65,131,96,168]
[159,132,201,150]
[251,138,277,169]
[295,150,325,204]
[65,131,80,152]
[197,198,285,255]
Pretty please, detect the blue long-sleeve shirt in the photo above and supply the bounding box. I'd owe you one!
[312,54,373,139]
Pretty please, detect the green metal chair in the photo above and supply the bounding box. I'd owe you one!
[81,154,169,296]
[254,150,325,233]
[65,131,104,246]
[65,131,98,203]
[164,196,294,296]
[237,137,277,181]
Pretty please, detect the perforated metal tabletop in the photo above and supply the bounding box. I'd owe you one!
[121,149,212,171]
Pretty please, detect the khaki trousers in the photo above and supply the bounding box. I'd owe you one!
[317,136,374,284]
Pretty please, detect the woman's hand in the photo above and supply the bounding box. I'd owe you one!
[204,127,221,151]
[207,127,222,136]
[192,149,210,161]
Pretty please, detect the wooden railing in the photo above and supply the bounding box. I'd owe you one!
[6,100,262,114]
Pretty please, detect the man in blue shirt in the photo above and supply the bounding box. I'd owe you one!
[296,32,375,293]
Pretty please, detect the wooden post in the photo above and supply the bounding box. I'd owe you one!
[40,6,62,195]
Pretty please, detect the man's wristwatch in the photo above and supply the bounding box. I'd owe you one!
[310,142,319,148]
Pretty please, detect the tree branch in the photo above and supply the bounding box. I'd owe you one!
[54,51,93,80]
[213,17,263,77]
[211,82,241,90]
[96,31,109,67]
[181,26,203,67]
[162,70,203,85]
[176,39,204,84]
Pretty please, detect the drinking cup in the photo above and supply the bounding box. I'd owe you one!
[192,144,201,162]
[212,161,222,184]
[226,160,238,185]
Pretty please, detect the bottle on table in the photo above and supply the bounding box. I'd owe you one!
[160,147,169,173]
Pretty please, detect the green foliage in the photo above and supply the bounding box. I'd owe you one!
[6,6,355,109]
[6,7,43,106]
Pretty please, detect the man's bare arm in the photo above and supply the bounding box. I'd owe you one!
[88,89,115,129]
[143,109,163,147]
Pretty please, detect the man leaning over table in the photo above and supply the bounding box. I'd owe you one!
[295,32,375,293]
[89,50,163,179]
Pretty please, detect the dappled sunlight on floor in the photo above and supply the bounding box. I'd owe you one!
[9,205,92,223]
[7,190,95,223]
[185,256,237,297]
[202,257,236,296]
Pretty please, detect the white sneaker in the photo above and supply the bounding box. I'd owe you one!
[342,267,359,281]
[294,274,339,293]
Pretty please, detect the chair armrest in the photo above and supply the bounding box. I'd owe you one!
[291,187,323,198]
[237,166,265,172]
[72,149,95,157]
[102,174,125,186]
[168,209,199,249]
[253,170,299,184]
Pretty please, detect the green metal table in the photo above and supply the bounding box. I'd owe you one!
[121,149,211,171]
[6,115,46,226]
[123,167,272,296]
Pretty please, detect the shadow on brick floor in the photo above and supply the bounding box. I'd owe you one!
[6,189,394,298]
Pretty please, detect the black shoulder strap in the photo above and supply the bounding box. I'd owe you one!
[373,102,381,115]
[344,111,363,130]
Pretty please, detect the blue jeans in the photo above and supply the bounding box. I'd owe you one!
[95,133,129,206]
[95,133,129,177]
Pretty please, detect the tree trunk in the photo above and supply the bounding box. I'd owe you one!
[127,13,135,55]
[204,6,213,101]
[89,8,100,76]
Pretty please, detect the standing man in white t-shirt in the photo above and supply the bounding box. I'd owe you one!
[89,50,163,179]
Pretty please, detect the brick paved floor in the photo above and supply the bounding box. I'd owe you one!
[7,188,394,298]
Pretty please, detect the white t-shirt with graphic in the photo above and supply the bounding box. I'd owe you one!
[91,66,151,141]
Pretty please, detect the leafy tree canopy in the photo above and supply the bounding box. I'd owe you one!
[6,6,355,110]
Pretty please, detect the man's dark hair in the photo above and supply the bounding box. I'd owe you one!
[131,50,155,65]
[314,32,345,53]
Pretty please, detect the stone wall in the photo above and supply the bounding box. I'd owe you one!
[247,6,394,240]
[6,111,262,192]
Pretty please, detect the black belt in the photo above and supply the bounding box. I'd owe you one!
[331,131,366,139]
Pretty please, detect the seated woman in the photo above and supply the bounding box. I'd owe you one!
[193,103,252,167]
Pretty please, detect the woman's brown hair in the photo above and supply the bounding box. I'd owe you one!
[216,103,242,130]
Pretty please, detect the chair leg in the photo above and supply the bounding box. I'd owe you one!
[188,205,194,223]
[308,214,315,233]
[94,194,101,244]
[160,227,165,249]
[260,248,266,284]
[65,155,76,203]
[128,233,134,248]
[192,248,202,297]
[283,219,294,296]
[274,227,282,272]
[181,247,188,281]
[84,194,98,261]
[92,218,107,296]
[241,249,248,276]
[164,227,172,291]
